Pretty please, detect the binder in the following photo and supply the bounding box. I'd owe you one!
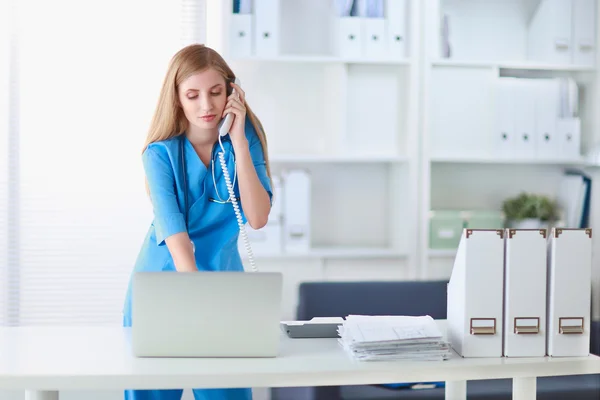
[282,170,311,253]
[494,79,516,158]
[254,0,280,56]
[503,229,548,357]
[557,170,592,229]
[233,0,252,14]
[229,13,254,58]
[269,175,283,223]
[447,229,505,358]
[363,18,387,59]
[527,0,573,65]
[239,224,282,256]
[513,79,536,159]
[534,80,560,160]
[572,0,596,66]
[336,17,363,58]
[385,0,407,58]
[547,228,592,357]
[244,175,284,256]
[557,118,581,160]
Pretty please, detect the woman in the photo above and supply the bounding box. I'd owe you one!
[122,44,272,400]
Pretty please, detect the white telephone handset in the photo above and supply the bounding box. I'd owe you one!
[218,77,241,137]
[216,78,257,272]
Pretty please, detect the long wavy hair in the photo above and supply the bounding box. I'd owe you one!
[142,44,271,190]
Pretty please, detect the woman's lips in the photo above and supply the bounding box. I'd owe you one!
[200,114,216,122]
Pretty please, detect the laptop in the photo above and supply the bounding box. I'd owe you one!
[130,271,283,358]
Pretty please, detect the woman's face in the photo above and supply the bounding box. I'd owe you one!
[178,67,228,132]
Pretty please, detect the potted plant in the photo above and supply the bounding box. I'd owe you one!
[501,192,559,229]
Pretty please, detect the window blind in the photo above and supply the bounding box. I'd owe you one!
[0,0,12,327]
[4,0,207,326]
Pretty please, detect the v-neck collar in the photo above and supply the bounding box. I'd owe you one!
[183,134,232,170]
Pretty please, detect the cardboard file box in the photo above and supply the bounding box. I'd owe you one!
[447,229,505,357]
[547,228,592,357]
[429,210,465,249]
[503,229,548,357]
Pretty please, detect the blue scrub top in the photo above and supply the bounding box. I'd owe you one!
[122,116,272,323]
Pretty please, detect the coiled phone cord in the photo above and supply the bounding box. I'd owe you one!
[217,136,257,272]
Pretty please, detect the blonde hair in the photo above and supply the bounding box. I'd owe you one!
[143,44,271,189]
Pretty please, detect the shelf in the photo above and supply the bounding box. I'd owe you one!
[428,249,456,258]
[246,247,407,260]
[430,155,588,166]
[270,154,408,164]
[229,55,412,65]
[430,59,595,72]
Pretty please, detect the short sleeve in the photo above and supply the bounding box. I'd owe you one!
[143,146,187,246]
[246,122,273,202]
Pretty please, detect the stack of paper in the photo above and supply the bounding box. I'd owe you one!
[338,315,451,361]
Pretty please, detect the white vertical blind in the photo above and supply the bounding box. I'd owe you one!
[4,0,207,326]
[181,0,207,47]
[0,0,10,327]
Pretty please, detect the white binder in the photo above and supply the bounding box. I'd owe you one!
[239,224,282,256]
[336,17,363,59]
[363,18,387,59]
[282,169,311,253]
[239,175,284,256]
[229,13,254,58]
[254,0,280,57]
[385,0,407,58]
[447,229,505,358]
[494,79,516,159]
[572,0,596,66]
[547,228,592,357]
[269,175,283,224]
[534,80,560,160]
[527,0,573,65]
[513,79,537,159]
[557,118,581,160]
[503,229,548,357]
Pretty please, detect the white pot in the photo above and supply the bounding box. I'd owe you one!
[510,218,546,230]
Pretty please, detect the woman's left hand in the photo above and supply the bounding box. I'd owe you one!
[223,81,247,145]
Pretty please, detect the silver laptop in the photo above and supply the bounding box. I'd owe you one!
[131,271,283,358]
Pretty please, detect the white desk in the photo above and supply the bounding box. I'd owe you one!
[1,325,599,400]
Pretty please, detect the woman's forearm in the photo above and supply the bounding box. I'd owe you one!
[165,232,197,272]
[232,137,271,229]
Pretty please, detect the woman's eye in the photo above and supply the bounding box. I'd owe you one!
[187,95,198,99]
[211,92,222,96]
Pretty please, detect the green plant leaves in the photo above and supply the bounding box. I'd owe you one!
[501,192,559,222]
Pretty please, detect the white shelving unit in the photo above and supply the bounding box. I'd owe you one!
[420,0,600,284]
[431,59,597,71]
[209,0,421,282]
[205,0,600,301]
[243,246,407,260]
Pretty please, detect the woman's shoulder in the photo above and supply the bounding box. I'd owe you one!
[144,136,181,157]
